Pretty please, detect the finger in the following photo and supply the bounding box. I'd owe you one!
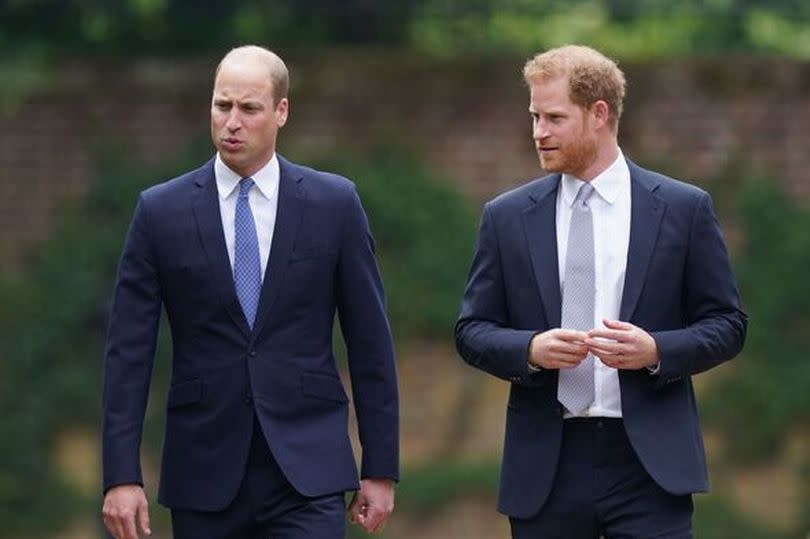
[599,355,622,367]
[549,337,590,353]
[549,344,589,358]
[602,355,643,369]
[138,501,151,536]
[350,500,368,525]
[113,517,127,539]
[548,353,587,368]
[555,329,591,343]
[555,360,586,369]
[602,319,633,330]
[588,347,619,359]
[364,507,384,533]
[108,512,129,539]
[122,513,140,539]
[349,510,363,525]
[361,507,379,532]
[347,493,362,513]
[587,328,628,341]
[585,339,625,355]
[372,513,390,533]
[103,515,121,539]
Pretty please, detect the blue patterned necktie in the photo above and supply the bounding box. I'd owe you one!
[234,178,261,329]
[557,183,596,415]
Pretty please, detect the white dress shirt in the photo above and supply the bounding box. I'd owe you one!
[215,153,280,282]
[556,151,631,417]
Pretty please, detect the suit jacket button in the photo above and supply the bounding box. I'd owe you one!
[244,394,253,405]
[249,349,257,357]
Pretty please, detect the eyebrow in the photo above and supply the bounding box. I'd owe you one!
[213,97,264,107]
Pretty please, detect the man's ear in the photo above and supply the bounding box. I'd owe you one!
[275,97,289,127]
[591,100,610,129]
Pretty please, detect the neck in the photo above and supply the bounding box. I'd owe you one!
[579,139,619,182]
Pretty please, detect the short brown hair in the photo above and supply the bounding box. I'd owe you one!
[523,45,626,131]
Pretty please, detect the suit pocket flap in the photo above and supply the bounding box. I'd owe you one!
[301,372,348,403]
[167,379,202,409]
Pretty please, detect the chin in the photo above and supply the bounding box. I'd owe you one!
[539,159,561,173]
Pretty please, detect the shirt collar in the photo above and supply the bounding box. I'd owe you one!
[215,153,280,200]
[561,149,629,207]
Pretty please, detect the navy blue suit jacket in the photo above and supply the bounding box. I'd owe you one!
[102,155,399,511]
[455,160,746,518]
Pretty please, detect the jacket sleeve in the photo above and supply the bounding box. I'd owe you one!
[455,202,545,385]
[101,194,162,493]
[651,191,747,385]
[336,187,400,481]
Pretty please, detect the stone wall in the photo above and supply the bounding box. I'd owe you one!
[2,52,809,272]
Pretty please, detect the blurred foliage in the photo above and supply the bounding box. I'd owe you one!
[409,0,810,59]
[395,458,500,513]
[4,0,810,114]
[699,176,810,538]
[2,0,810,62]
[0,143,189,533]
[313,146,477,341]
[701,178,810,464]
[693,495,783,539]
[0,0,418,56]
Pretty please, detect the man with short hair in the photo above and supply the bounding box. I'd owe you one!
[102,45,399,539]
[455,45,746,538]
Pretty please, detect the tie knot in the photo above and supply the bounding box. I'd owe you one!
[575,183,595,207]
[239,178,255,198]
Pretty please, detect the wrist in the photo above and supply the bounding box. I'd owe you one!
[527,332,542,368]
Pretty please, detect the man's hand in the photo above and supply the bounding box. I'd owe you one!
[586,319,659,370]
[528,328,590,370]
[102,484,151,539]
[348,478,395,533]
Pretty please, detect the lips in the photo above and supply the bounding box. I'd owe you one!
[221,138,243,151]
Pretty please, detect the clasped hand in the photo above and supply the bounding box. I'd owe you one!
[529,319,659,371]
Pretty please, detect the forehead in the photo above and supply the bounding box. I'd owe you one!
[528,76,574,110]
[213,61,275,100]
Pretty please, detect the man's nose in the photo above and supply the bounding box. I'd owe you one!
[226,110,242,131]
[533,118,548,140]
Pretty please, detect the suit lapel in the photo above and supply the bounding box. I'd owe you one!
[619,163,666,321]
[191,160,251,336]
[522,176,563,328]
[252,156,305,337]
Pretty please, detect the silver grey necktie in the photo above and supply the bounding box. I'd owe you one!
[557,182,596,415]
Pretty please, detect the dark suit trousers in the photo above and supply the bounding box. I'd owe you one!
[171,419,346,539]
[509,418,693,539]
